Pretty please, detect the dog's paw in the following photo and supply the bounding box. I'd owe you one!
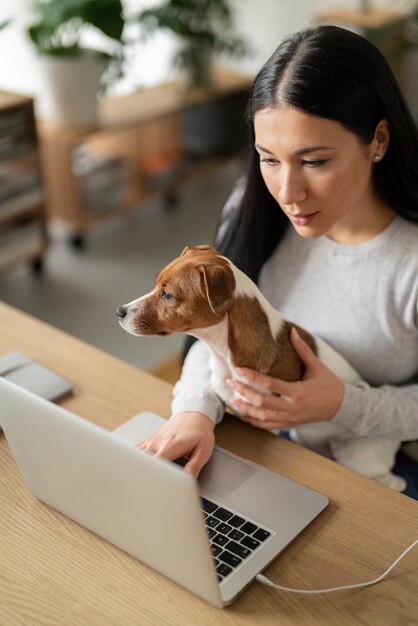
[376,472,407,492]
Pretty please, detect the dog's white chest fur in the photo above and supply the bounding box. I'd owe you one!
[189,318,242,407]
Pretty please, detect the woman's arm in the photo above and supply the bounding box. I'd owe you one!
[138,341,225,477]
[332,380,418,440]
[172,340,225,425]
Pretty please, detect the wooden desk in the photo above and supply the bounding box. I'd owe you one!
[0,301,417,625]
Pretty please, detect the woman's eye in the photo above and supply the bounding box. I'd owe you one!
[161,290,173,301]
[260,157,278,166]
[303,159,329,168]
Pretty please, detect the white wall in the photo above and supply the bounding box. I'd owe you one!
[228,0,355,75]
[0,0,417,114]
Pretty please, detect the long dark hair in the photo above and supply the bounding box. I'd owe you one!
[217,24,418,282]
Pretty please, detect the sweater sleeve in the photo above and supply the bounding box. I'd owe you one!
[171,340,226,425]
[332,380,418,440]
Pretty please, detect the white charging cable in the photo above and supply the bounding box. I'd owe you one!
[256,539,418,594]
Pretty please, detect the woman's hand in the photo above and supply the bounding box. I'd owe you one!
[227,328,345,431]
[137,411,215,478]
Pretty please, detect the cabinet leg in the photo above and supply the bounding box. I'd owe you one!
[70,234,86,250]
[31,258,44,274]
[163,192,179,211]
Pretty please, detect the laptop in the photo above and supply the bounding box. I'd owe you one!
[0,377,328,607]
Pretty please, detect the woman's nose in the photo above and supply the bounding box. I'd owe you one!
[278,169,307,205]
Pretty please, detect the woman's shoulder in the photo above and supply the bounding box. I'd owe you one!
[391,215,418,254]
[388,217,418,286]
[395,215,418,239]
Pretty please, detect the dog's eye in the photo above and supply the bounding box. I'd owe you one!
[161,290,173,301]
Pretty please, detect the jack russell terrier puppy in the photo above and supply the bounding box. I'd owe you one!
[117,245,404,491]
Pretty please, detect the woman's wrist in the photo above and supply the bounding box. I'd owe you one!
[171,411,215,430]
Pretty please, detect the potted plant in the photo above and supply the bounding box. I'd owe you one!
[135,0,250,156]
[136,0,248,90]
[27,0,125,126]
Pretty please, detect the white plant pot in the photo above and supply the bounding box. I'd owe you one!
[37,54,104,127]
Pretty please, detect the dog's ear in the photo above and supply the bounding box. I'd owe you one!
[182,245,217,257]
[198,264,234,316]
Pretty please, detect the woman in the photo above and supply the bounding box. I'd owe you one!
[140,25,418,493]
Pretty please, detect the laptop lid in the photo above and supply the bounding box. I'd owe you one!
[0,378,223,607]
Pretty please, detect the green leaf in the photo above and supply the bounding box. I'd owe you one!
[37,0,124,41]
[27,23,55,52]
[43,0,90,29]
[82,0,125,41]
[0,18,11,32]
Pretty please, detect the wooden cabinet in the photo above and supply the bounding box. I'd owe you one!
[38,69,251,246]
[0,91,47,273]
[316,8,408,79]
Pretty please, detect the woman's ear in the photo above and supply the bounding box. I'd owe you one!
[371,119,390,160]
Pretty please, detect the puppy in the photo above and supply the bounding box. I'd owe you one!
[117,245,404,491]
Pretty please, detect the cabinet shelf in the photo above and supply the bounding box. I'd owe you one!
[38,68,251,242]
[0,195,44,224]
[0,219,46,271]
[0,91,47,275]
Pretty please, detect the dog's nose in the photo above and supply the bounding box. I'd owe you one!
[116,305,128,319]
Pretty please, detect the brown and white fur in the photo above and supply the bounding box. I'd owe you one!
[117,245,404,491]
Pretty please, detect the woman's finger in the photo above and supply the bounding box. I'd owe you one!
[228,379,297,412]
[290,327,321,368]
[137,435,156,451]
[232,398,290,423]
[239,414,289,431]
[234,367,294,396]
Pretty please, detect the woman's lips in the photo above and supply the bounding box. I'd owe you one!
[288,211,319,226]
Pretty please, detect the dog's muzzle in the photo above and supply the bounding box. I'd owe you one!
[116,300,156,336]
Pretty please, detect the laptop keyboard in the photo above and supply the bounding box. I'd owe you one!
[201,497,273,583]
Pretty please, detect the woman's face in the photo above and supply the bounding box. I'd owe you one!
[254,105,389,242]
